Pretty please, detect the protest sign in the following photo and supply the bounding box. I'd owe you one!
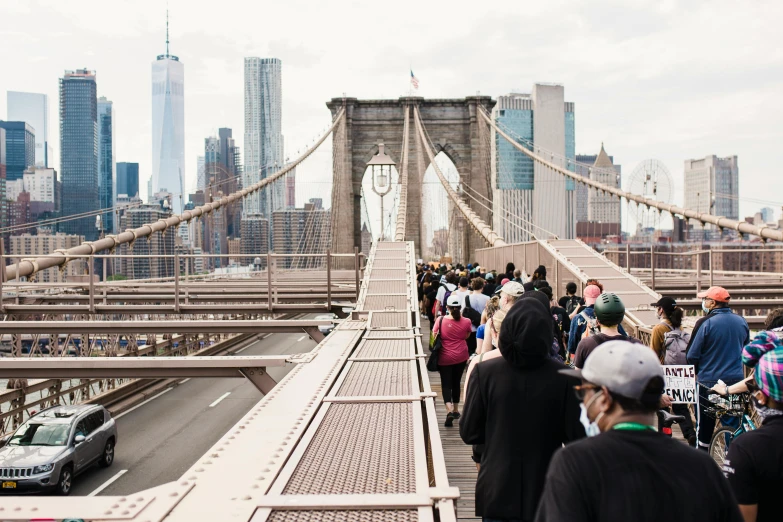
[663,365,697,403]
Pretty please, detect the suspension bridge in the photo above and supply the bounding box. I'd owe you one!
[0,95,781,521]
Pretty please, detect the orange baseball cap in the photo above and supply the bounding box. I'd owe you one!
[697,286,731,302]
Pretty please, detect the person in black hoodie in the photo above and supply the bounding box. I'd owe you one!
[460,298,585,521]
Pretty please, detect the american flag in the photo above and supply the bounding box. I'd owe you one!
[410,70,419,89]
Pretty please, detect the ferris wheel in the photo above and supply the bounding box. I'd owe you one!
[626,159,673,230]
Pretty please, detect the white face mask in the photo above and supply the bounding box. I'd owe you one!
[491,337,498,348]
[579,391,605,437]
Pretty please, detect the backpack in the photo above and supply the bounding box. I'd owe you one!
[565,296,581,316]
[462,295,482,327]
[549,338,565,363]
[663,325,690,365]
[439,284,455,316]
[580,310,600,340]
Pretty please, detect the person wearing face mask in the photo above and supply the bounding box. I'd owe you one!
[460,299,584,522]
[536,340,742,522]
[722,326,783,522]
[686,286,750,451]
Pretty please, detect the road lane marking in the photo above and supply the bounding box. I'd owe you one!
[209,392,231,408]
[88,469,128,496]
[297,335,307,342]
[262,333,273,339]
[234,345,251,354]
[179,378,191,384]
[115,387,173,419]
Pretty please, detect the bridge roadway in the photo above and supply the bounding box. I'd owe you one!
[2,241,455,521]
[70,329,317,497]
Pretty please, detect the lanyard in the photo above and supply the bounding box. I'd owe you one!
[612,422,655,432]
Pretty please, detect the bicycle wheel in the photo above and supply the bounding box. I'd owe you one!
[709,427,735,467]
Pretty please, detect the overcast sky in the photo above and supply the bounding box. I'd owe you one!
[1,0,781,225]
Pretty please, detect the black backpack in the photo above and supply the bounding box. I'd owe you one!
[565,295,581,315]
[462,295,482,327]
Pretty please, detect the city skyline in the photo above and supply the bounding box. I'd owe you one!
[0,0,781,222]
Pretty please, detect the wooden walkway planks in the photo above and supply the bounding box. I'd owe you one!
[429,370,480,521]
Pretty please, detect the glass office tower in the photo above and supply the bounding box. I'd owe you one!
[59,69,99,240]
[98,97,115,232]
[151,31,185,213]
[0,121,35,181]
[7,91,51,167]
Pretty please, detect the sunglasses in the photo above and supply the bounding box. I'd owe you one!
[573,384,602,401]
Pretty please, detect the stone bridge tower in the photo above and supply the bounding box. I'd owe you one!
[327,96,495,261]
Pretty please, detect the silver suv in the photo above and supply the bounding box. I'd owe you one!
[0,404,117,495]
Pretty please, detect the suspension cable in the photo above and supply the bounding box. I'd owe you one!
[413,106,506,247]
[479,107,782,243]
[394,105,411,241]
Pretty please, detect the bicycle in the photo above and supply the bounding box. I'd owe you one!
[656,409,686,437]
[699,384,757,467]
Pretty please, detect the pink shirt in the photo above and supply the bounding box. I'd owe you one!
[433,316,472,365]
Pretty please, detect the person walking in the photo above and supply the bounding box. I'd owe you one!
[478,281,525,354]
[723,325,783,522]
[523,265,547,292]
[434,272,458,318]
[573,293,639,369]
[463,308,508,472]
[464,278,490,355]
[482,273,498,296]
[649,296,697,445]
[558,282,583,316]
[460,298,585,521]
[687,286,749,451]
[432,294,472,428]
[535,340,742,522]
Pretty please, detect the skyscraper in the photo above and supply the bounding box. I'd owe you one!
[59,68,99,241]
[7,92,51,168]
[116,162,139,198]
[97,97,115,232]
[490,85,576,242]
[684,155,739,236]
[0,121,35,181]
[577,145,622,224]
[151,11,185,213]
[0,127,6,230]
[243,57,283,218]
[217,128,241,237]
[196,155,205,191]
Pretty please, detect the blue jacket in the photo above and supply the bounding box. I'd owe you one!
[567,305,627,355]
[686,307,749,386]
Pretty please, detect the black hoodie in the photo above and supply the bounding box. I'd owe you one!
[460,298,585,520]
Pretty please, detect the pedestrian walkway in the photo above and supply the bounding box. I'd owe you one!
[429,369,479,521]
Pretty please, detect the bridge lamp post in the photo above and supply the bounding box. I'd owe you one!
[367,142,395,241]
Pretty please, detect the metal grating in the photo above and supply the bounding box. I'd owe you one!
[353,339,412,358]
[372,259,409,269]
[376,242,407,250]
[364,330,412,339]
[283,403,414,495]
[369,312,409,328]
[375,250,409,259]
[367,280,407,294]
[362,295,408,311]
[370,269,407,279]
[337,361,411,396]
[268,511,418,522]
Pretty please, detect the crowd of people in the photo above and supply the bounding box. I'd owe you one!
[415,260,783,522]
